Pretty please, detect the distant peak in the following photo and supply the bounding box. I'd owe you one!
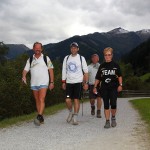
[108,27,129,34]
[136,29,150,34]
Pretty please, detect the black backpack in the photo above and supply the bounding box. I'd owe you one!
[29,55,47,67]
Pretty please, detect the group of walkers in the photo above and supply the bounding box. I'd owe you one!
[22,42,123,128]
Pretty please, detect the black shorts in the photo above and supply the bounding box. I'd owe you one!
[89,85,101,99]
[66,83,83,100]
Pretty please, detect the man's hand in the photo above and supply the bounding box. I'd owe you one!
[22,77,27,85]
[83,83,88,91]
[93,87,97,94]
[117,85,122,92]
[49,83,54,91]
[62,83,66,90]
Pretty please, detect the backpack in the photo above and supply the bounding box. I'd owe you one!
[66,54,84,74]
[29,55,47,67]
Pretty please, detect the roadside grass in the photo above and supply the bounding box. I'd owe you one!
[140,73,150,82]
[0,99,89,129]
[0,103,66,129]
[130,98,150,134]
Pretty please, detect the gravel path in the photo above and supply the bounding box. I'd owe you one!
[0,98,150,150]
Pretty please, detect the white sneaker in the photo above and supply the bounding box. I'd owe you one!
[66,112,73,123]
[72,114,78,125]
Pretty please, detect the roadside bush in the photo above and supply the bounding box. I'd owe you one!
[0,55,64,120]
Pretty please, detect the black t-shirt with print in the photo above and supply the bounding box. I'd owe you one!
[96,61,122,88]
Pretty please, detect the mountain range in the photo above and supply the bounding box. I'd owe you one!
[5,27,150,61]
[5,44,30,59]
[43,27,150,61]
[123,38,150,75]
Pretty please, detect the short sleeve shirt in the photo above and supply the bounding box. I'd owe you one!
[24,54,54,87]
[88,63,100,85]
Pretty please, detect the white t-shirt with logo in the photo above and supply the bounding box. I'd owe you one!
[24,54,54,87]
[88,63,100,85]
[62,54,88,83]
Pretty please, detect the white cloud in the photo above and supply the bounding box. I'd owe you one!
[0,0,149,48]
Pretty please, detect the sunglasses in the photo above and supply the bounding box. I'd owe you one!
[104,54,112,56]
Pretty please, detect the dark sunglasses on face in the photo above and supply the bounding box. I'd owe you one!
[104,54,112,56]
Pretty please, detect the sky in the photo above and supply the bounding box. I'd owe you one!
[0,0,150,48]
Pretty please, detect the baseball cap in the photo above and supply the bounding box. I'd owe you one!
[70,42,79,48]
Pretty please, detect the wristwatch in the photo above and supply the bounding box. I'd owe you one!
[119,83,123,86]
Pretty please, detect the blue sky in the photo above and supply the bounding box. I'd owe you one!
[0,0,149,48]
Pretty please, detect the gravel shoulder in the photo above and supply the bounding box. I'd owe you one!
[0,98,150,150]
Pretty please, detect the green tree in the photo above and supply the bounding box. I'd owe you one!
[0,42,9,64]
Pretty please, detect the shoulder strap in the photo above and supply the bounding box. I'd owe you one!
[29,56,33,67]
[66,55,70,73]
[79,55,84,74]
[43,55,47,66]
[66,55,70,63]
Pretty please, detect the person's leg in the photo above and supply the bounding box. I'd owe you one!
[73,99,80,125]
[111,109,117,117]
[90,98,95,106]
[104,109,110,120]
[96,96,102,118]
[32,86,47,125]
[38,88,47,115]
[66,98,72,111]
[89,85,96,115]
[102,89,111,128]
[97,97,102,110]
[74,99,80,113]
[66,83,73,123]
[72,83,82,125]
[32,90,40,113]
[66,98,73,123]
[110,88,118,127]
[90,99,95,115]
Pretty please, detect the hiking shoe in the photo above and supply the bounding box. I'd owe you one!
[91,106,95,115]
[111,117,117,127]
[38,115,44,124]
[34,118,40,126]
[104,120,110,129]
[72,114,78,125]
[66,112,73,123]
[34,115,44,126]
[97,110,101,118]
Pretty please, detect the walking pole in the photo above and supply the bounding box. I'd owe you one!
[81,90,84,116]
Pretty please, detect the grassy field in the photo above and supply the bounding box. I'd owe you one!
[130,98,150,133]
[0,103,66,129]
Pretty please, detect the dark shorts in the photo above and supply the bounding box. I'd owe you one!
[89,85,101,99]
[66,83,83,100]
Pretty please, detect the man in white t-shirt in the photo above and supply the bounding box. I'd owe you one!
[22,42,54,126]
[62,42,88,125]
[88,54,102,118]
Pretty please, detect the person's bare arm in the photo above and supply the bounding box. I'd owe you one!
[22,70,28,84]
[83,73,88,91]
[49,68,54,90]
